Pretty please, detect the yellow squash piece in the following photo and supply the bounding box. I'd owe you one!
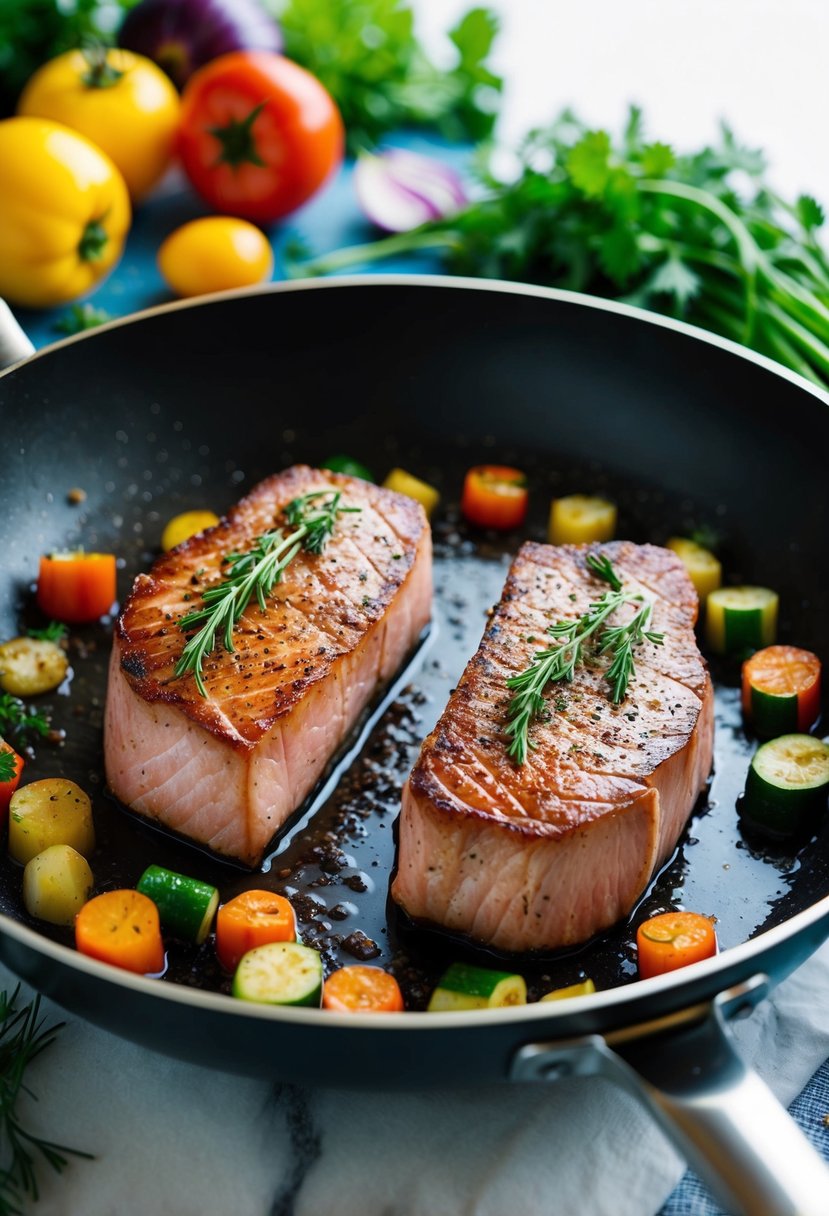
[383,468,440,519]
[0,637,67,696]
[23,844,93,926]
[8,779,95,865]
[161,510,220,551]
[539,978,597,1002]
[548,495,616,545]
[0,116,130,308]
[666,538,722,601]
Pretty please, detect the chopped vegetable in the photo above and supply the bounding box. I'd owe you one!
[0,695,50,751]
[427,962,526,1011]
[53,304,111,336]
[216,889,297,971]
[17,47,180,200]
[37,552,117,624]
[158,217,274,298]
[705,586,778,655]
[23,844,93,927]
[382,468,440,518]
[637,911,718,979]
[742,646,822,738]
[0,117,130,309]
[136,865,219,944]
[322,965,404,1012]
[8,779,95,866]
[666,537,722,602]
[321,455,374,481]
[539,978,596,1002]
[0,637,67,697]
[354,148,467,233]
[161,509,220,551]
[177,51,344,223]
[232,941,322,1006]
[548,495,616,546]
[461,465,528,531]
[0,745,23,820]
[119,0,283,90]
[741,734,829,836]
[75,890,165,974]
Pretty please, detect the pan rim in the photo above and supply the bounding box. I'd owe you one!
[2,272,828,1034]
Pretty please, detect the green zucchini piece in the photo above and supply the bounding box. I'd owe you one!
[742,734,829,835]
[427,962,527,1011]
[321,455,375,482]
[136,865,218,944]
[705,587,778,655]
[232,941,323,1007]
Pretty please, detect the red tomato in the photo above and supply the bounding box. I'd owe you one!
[37,553,117,623]
[461,465,529,530]
[177,52,344,223]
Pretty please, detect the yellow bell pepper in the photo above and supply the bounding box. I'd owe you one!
[0,116,131,309]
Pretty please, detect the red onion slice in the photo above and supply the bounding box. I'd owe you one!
[354,149,468,233]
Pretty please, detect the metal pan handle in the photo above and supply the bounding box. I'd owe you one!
[0,300,35,370]
[512,976,829,1216]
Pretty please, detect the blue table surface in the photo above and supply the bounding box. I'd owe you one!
[9,133,829,1214]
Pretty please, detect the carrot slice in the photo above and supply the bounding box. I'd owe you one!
[37,553,116,624]
[215,890,297,972]
[322,965,404,1013]
[636,911,717,979]
[75,890,165,974]
[461,466,528,530]
[742,645,821,737]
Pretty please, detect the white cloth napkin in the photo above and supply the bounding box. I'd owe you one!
[8,940,829,1216]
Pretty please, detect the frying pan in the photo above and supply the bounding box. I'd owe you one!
[1,276,828,1216]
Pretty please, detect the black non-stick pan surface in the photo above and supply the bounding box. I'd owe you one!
[1,277,828,1098]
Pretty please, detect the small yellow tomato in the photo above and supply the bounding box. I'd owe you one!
[0,116,130,308]
[18,48,180,200]
[161,510,220,551]
[158,217,274,298]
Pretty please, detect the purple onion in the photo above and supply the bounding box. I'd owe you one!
[354,149,468,234]
[119,0,282,90]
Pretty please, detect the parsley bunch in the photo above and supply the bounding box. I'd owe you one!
[300,107,829,386]
[273,0,502,153]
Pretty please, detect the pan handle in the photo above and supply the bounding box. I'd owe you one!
[512,975,829,1216]
[0,300,35,370]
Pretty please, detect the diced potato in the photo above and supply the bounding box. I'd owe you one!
[0,637,67,696]
[8,779,95,865]
[548,495,616,545]
[382,468,440,519]
[23,845,93,926]
[666,537,722,601]
[161,510,220,551]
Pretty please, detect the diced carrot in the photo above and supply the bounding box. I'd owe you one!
[461,466,528,530]
[322,965,404,1013]
[37,553,117,624]
[0,743,23,821]
[742,645,821,737]
[215,890,296,972]
[637,911,717,979]
[75,889,165,975]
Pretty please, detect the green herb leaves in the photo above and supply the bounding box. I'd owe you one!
[0,696,50,751]
[0,752,17,784]
[175,491,357,696]
[504,554,663,765]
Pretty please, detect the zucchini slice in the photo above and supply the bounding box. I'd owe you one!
[666,538,722,601]
[539,978,597,1003]
[705,586,778,655]
[427,962,527,1011]
[742,734,829,835]
[137,865,219,945]
[232,941,323,1007]
[742,645,822,739]
[548,495,616,546]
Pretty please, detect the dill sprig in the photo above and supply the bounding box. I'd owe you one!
[505,554,663,764]
[0,696,50,752]
[0,987,92,1215]
[175,491,359,696]
[27,623,67,644]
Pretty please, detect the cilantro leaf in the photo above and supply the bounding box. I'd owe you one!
[644,255,702,308]
[641,142,675,177]
[796,194,825,233]
[566,131,612,196]
[0,752,16,784]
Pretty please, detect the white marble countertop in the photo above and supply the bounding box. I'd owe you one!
[5,2,829,1213]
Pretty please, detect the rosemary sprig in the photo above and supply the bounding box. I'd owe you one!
[27,623,67,644]
[175,491,358,696]
[0,987,92,1215]
[505,554,663,764]
[0,697,50,752]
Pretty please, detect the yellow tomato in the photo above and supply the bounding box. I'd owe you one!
[161,510,220,550]
[0,117,131,309]
[158,217,274,298]
[18,48,180,200]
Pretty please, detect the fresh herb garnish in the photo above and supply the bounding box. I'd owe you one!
[176,491,358,696]
[27,622,67,644]
[52,304,111,336]
[504,554,663,764]
[0,752,16,784]
[0,987,92,1213]
[0,696,50,751]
